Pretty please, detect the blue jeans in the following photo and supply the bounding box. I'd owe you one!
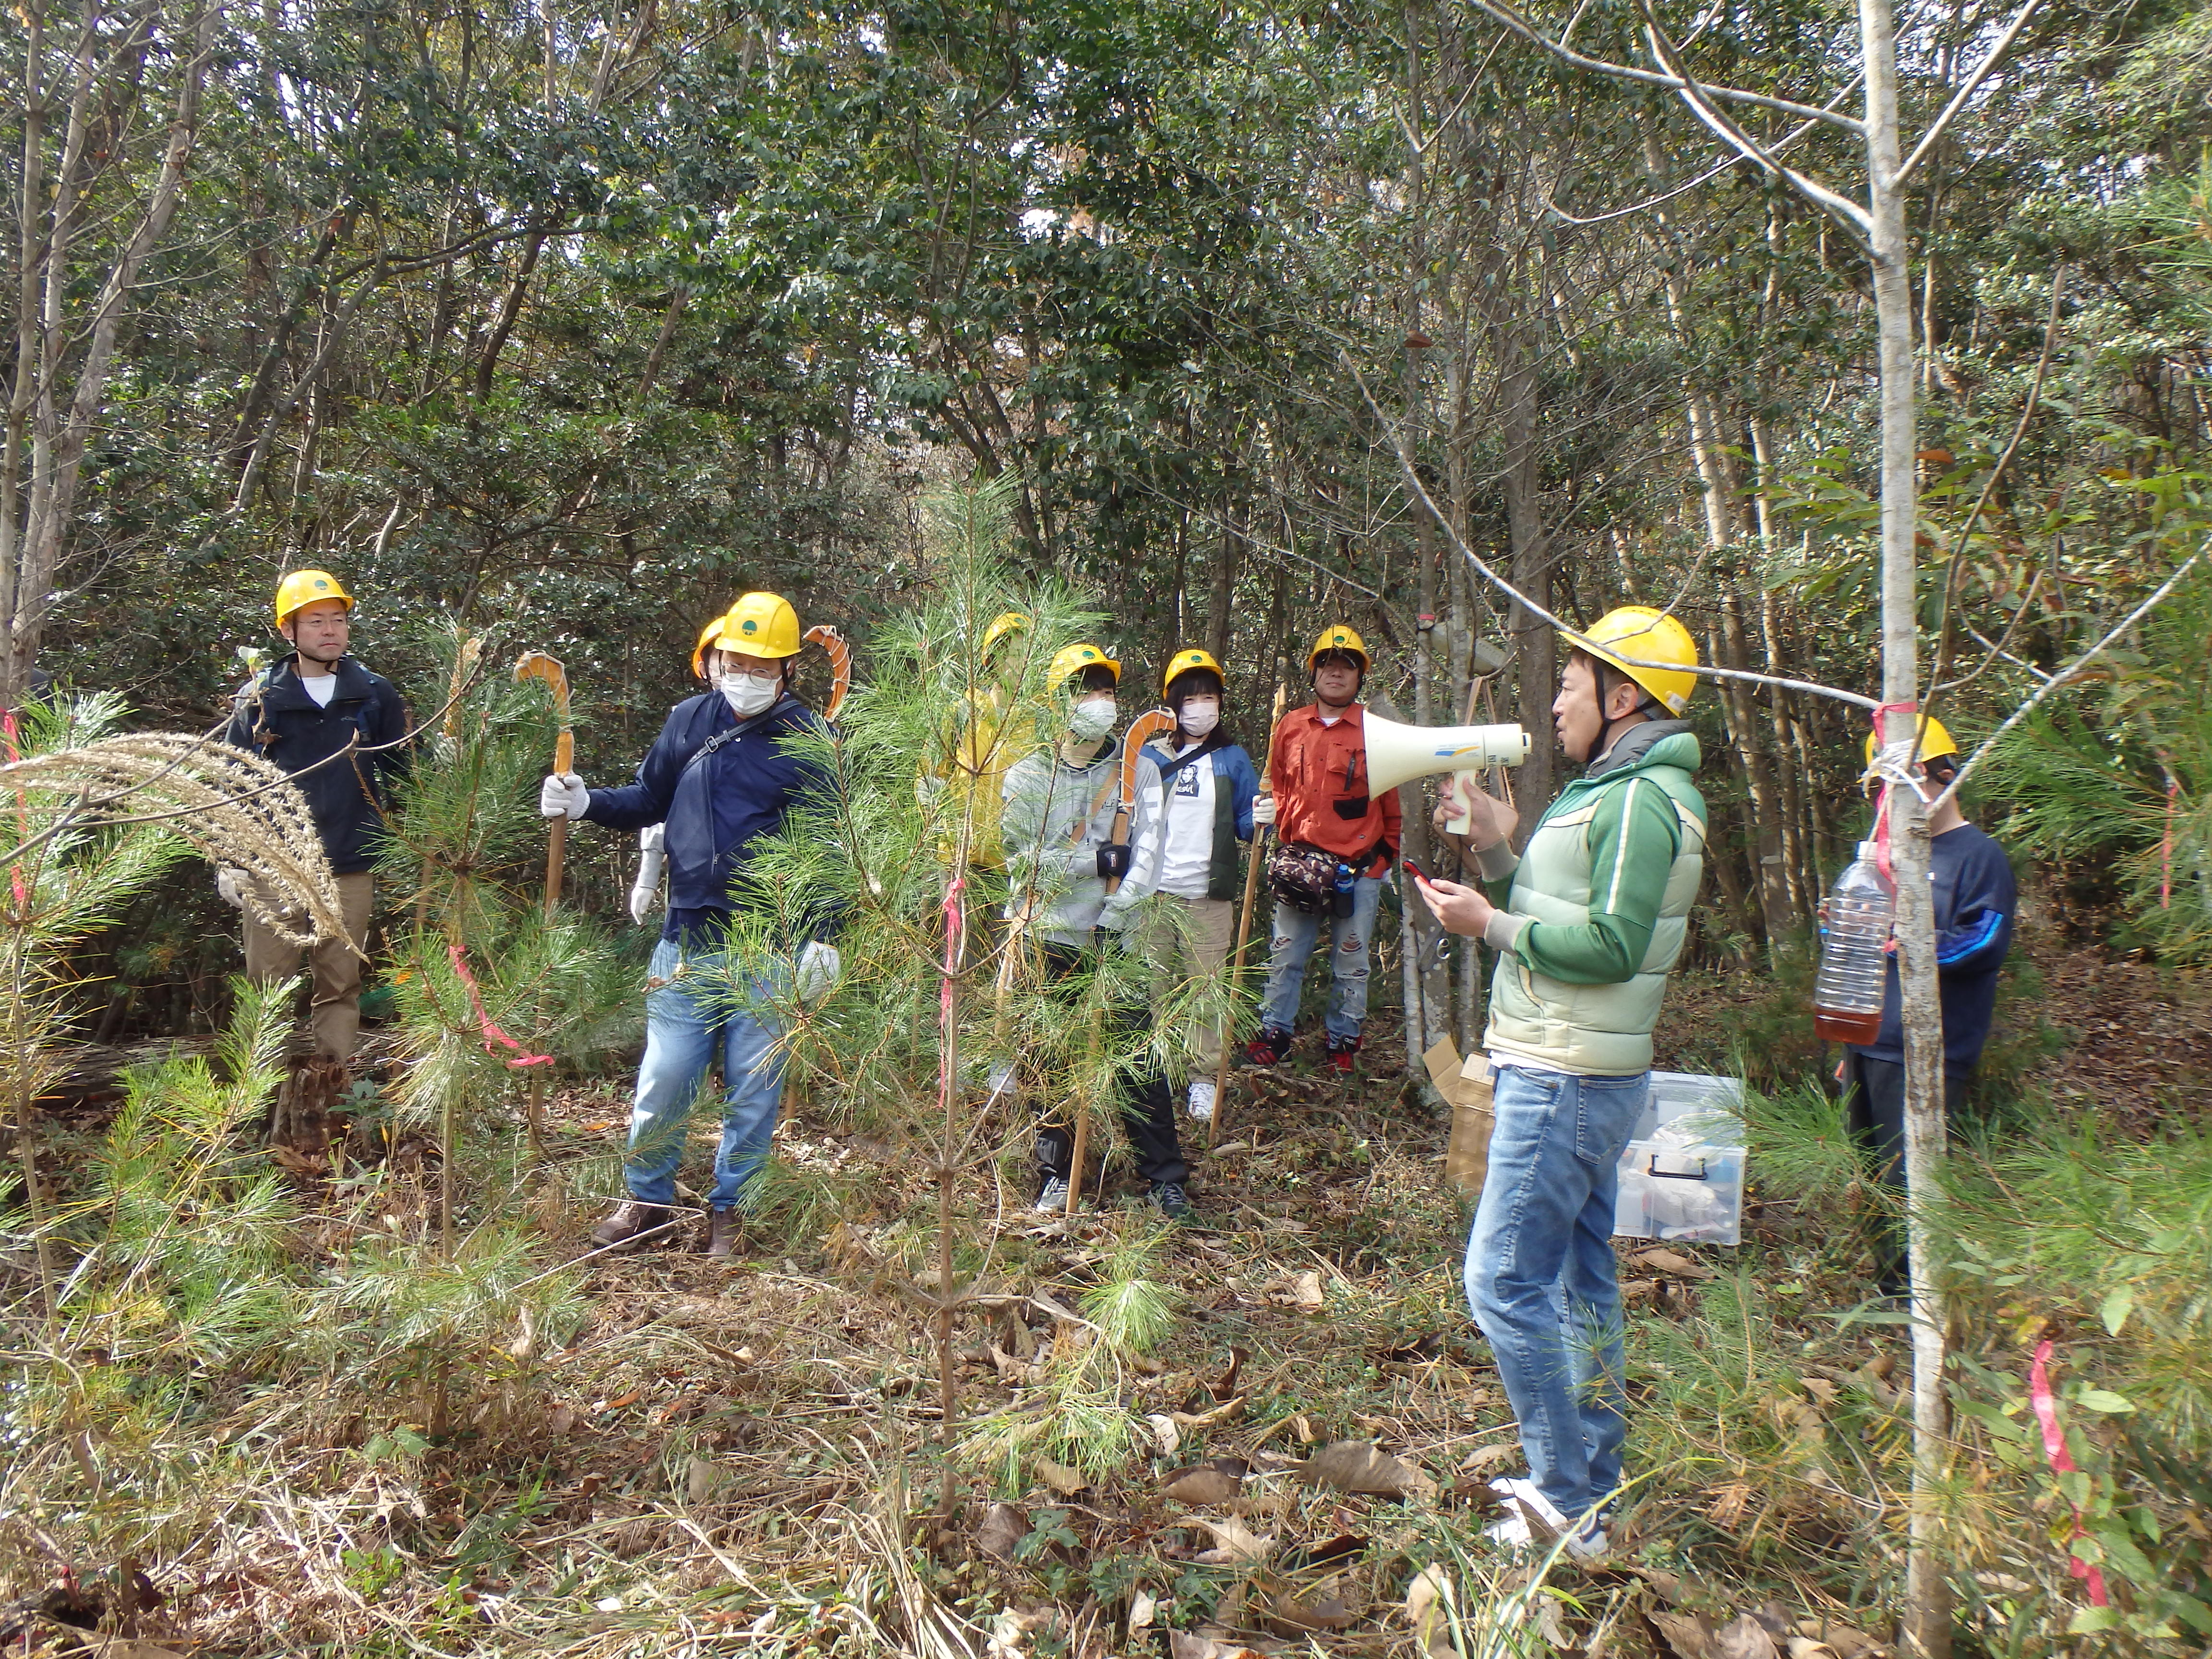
[624,938,789,1210]
[1259,875,1382,1041]
[1464,1064,1648,1522]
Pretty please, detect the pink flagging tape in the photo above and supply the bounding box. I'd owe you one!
[1868,701,1919,888]
[2030,1338,2110,1607]
[446,941,553,1068]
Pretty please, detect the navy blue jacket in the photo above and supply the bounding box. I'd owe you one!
[1143,734,1261,902]
[224,654,410,874]
[581,692,835,946]
[1853,822,2017,1076]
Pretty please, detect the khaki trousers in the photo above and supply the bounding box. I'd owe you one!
[1138,894,1236,1076]
[242,871,374,1060]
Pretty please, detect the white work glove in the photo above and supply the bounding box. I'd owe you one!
[796,940,842,1003]
[1250,793,1276,828]
[539,773,590,820]
[216,867,246,909]
[629,824,665,926]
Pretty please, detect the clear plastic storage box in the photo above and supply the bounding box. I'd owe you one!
[1612,1071,1747,1247]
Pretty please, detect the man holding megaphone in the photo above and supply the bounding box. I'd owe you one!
[1418,605,1709,1563]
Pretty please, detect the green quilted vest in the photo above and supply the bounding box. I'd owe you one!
[1484,731,1708,1075]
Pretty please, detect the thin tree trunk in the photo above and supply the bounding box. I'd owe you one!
[1203,501,1240,664]
[1861,0,1951,1644]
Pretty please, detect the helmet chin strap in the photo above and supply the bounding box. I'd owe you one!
[1579,667,1648,766]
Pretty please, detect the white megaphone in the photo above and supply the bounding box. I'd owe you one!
[1361,714,1531,830]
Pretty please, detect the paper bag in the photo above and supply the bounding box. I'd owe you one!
[1423,1036,1496,1197]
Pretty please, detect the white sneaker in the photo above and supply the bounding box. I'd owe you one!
[1186,1080,1217,1123]
[1031,1176,1072,1215]
[1482,1478,1609,1562]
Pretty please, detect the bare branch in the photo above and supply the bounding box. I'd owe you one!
[1934,548,2208,810]
[1465,0,1866,133]
[1891,0,2047,188]
[1350,361,1880,711]
[1640,12,1874,238]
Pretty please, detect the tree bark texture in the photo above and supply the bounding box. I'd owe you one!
[1861,0,1954,1644]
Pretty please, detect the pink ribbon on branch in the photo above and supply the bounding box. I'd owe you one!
[2030,1337,2110,1607]
[446,942,553,1068]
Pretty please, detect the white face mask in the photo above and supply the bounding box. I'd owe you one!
[1178,698,1220,739]
[1068,695,1118,742]
[719,672,781,717]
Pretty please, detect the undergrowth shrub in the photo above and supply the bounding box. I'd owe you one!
[1632,1072,2212,1656]
[6,983,589,1628]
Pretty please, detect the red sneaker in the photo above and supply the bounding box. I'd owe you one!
[1325,1034,1360,1075]
[1241,1027,1293,1068]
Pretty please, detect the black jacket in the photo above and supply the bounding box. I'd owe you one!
[224,654,410,874]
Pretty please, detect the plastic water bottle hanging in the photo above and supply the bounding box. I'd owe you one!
[1812,841,1896,1045]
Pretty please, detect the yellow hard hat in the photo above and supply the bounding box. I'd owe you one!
[1047,642,1120,690]
[1864,714,1960,768]
[1162,647,1226,699]
[1563,606,1699,717]
[273,569,353,629]
[1308,624,1369,672]
[698,591,804,673]
[982,612,1032,660]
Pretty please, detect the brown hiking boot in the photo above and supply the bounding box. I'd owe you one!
[590,1200,673,1251]
[705,1207,744,1260]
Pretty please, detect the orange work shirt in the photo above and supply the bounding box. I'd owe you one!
[1267,702,1402,873]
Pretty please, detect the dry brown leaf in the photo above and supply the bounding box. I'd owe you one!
[1190,1515,1274,1564]
[1403,1564,1459,1659]
[1707,1481,1754,1530]
[1294,1440,1437,1501]
[1171,1395,1247,1428]
[1264,1270,1326,1311]
[1035,1457,1089,1495]
[1262,1587,1356,1634]
[1810,1624,1883,1659]
[1799,1375,1840,1407]
[599,1387,643,1412]
[1458,1442,1519,1475]
[685,1455,724,1505]
[1713,1614,1781,1659]
[1632,1246,1716,1279]
[1163,1466,1243,1505]
[1129,1589,1157,1632]
[1650,1609,1716,1659]
[1147,1413,1183,1456]
[990,1345,1036,1384]
[1167,1633,1267,1659]
[1538,1598,1574,1649]
[1785,1641,1840,1659]
[976,1501,1028,1562]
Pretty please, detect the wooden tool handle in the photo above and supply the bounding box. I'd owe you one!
[545,818,567,916]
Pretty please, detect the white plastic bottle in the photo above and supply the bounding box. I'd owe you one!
[1812,842,1896,1045]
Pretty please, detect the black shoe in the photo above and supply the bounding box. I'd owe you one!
[590,1200,673,1251]
[1240,1027,1293,1068]
[1149,1180,1197,1222]
[1032,1174,1073,1215]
